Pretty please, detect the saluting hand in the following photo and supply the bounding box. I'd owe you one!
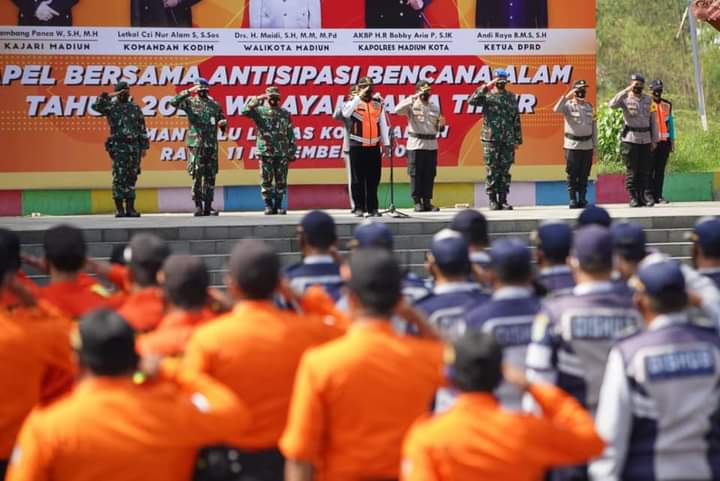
[407,0,424,10]
[502,364,531,391]
[163,0,180,8]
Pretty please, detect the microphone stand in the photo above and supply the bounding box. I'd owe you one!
[379,104,411,219]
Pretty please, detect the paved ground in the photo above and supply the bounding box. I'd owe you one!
[1,202,718,232]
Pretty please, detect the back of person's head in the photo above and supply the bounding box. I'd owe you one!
[161,255,209,310]
[228,240,280,300]
[299,210,337,250]
[429,229,470,277]
[448,331,503,392]
[691,217,720,260]
[126,234,170,287]
[572,225,614,274]
[76,309,139,376]
[489,238,532,285]
[611,222,647,262]
[0,228,21,276]
[577,205,612,228]
[43,224,86,273]
[347,248,402,318]
[533,221,572,265]
[450,209,489,247]
[633,261,688,315]
[351,221,394,250]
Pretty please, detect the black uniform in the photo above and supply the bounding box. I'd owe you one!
[131,0,201,27]
[476,0,548,28]
[365,0,431,28]
[13,0,78,26]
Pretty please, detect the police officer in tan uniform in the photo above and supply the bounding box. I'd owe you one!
[394,81,446,212]
[608,74,659,208]
[554,79,596,209]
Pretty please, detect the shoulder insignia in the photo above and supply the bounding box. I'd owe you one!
[90,284,111,299]
[531,313,551,341]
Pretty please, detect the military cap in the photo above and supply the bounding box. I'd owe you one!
[573,225,614,268]
[489,238,531,272]
[416,80,432,93]
[630,73,645,83]
[300,210,337,247]
[114,81,129,92]
[611,222,647,261]
[690,217,720,257]
[357,76,374,88]
[494,68,509,79]
[650,79,664,91]
[265,86,281,97]
[352,221,394,249]
[633,261,686,298]
[577,205,612,228]
[194,77,210,90]
[533,221,573,260]
[446,331,503,392]
[76,310,139,375]
[429,229,470,273]
[573,79,589,89]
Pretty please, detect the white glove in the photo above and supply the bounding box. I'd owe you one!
[35,1,60,22]
[164,0,180,8]
[407,0,424,10]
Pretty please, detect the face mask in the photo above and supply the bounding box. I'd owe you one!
[652,90,663,99]
[117,92,129,103]
[420,93,430,101]
[632,86,643,95]
[575,89,587,99]
[361,88,373,100]
[198,90,209,98]
[269,98,280,107]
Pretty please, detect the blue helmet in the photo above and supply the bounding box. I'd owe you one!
[494,68,509,80]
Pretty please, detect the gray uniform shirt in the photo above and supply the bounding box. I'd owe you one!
[608,90,659,144]
[333,101,351,155]
[394,96,440,151]
[554,96,596,151]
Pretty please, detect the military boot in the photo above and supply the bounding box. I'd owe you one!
[423,199,439,212]
[193,200,204,217]
[125,199,141,218]
[275,196,287,215]
[499,192,513,210]
[569,190,579,209]
[263,198,275,215]
[489,193,501,211]
[413,198,423,212]
[578,189,588,208]
[114,198,126,218]
[204,201,219,216]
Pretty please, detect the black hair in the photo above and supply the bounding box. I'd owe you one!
[43,225,86,273]
[348,248,402,317]
[648,290,689,314]
[162,255,209,310]
[0,228,21,274]
[494,261,532,285]
[229,240,280,300]
[451,332,503,393]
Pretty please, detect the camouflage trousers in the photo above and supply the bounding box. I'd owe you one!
[483,141,515,195]
[108,142,142,200]
[260,156,289,202]
[188,147,218,203]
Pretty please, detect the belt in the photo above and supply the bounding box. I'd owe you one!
[624,126,650,133]
[564,133,593,141]
[408,132,437,140]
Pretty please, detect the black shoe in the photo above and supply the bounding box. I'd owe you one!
[264,200,275,215]
[114,198,126,218]
[275,200,287,215]
[569,199,580,209]
[353,209,364,217]
[629,197,642,208]
[414,203,424,212]
[499,193,513,210]
[125,199,141,218]
[204,202,219,216]
[194,201,204,217]
[369,210,382,217]
[578,191,588,208]
[489,193,501,211]
[657,197,669,204]
[423,199,439,212]
[643,194,655,207]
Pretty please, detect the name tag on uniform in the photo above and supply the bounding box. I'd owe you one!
[210,117,216,126]
[569,314,635,340]
[645,349,715,381]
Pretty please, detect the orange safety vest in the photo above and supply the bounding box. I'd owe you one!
[349,99,383,147]
[653,99,672,141]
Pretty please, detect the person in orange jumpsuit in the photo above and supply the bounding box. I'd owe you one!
[183,240,347,481]
[6,309,250,481]
[0,241,75,481]
[137,255,215,357]
[281,248,445,481]
[36,225,114,319]
[400,331,605,481]
[117,233,171,332]
[0,229,39,309]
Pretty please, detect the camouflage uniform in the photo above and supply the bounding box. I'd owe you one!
[92,90,148,203]
[468,84,522,200]
[171,87,226,209]
[241,90,296,211]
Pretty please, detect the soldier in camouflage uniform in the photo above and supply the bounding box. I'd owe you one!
[171,78,227,216]
[468,68,522,211]
[242,86,297,215]
[92,81,149,218]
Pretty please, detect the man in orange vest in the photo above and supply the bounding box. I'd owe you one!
[649,79,674,204]
[342,77,391,218]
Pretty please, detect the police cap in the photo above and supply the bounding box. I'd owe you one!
[429,229,470,275]
[494,68,509,80]
[633,260,686,298]
[299,210,337,249]
[690,217,720,258]
[489,238,531,271]
[265,86,281,98]
[416,80,431,93]
[650,79,664,91]
[533,221,573,261]
[577,205,612,228]
[630,73,645,83]
[450,209,488,247]
[573,225,614,271]
[611,221,647,261]
[352,221,394,250]
[194,77,210,90]
[573,79,589,90]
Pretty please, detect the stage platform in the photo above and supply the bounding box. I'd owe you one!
[4,202,717,287]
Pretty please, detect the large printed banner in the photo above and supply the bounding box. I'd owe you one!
[0,2,595,190]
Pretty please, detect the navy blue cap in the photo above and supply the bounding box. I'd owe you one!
[577,205,612,228]
[489,238,531,270]
[450,209,488,246]
[195,77,210,88]
[635,261,686,297]
[352,221,394,249]
[692,218,720,258]
[494,68,509,79]
[650,79,663,91]
[534,221,572,260]
[573,225,614,269]
[631,73,645,83]
[430,230,470,274]
[611,222,647,261]
[300,210,336,247]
